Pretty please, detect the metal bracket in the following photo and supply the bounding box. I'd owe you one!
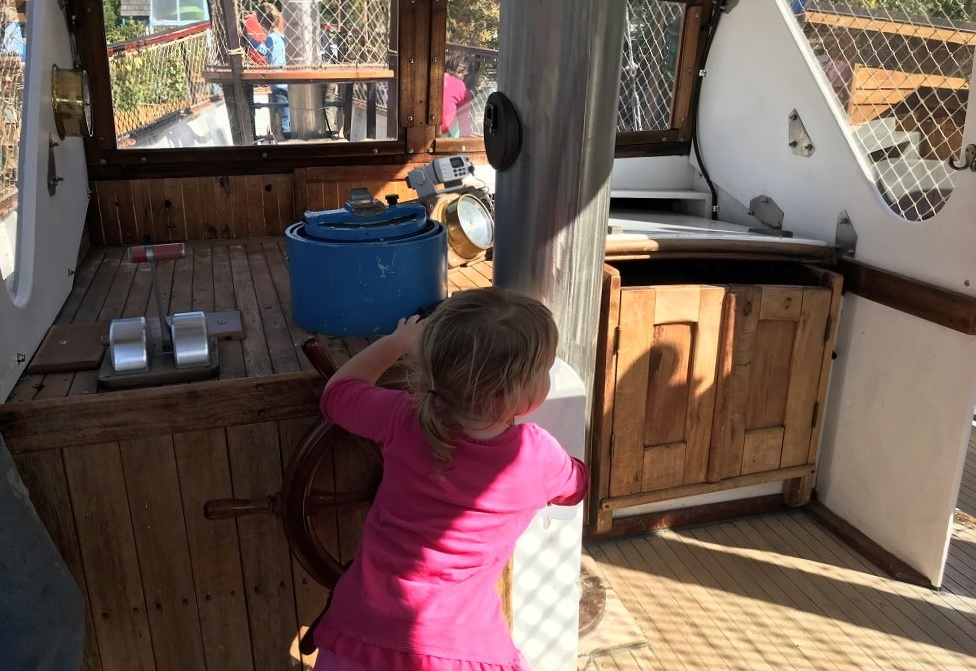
[835,210,858,256]
[948,143,976,171]
[747,195,793,237]
[47,137,64,197]
[788,109,815,157]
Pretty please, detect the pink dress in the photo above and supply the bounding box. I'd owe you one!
[313,379,589,671]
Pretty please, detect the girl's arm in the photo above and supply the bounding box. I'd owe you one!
[324,315,422,390]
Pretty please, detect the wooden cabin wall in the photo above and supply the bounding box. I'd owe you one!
[88,165,426,246]
[11,413,371,671]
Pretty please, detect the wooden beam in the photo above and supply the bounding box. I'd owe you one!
[202,68,396,83]
[585,494,786,540]
[837,257,976,335]
[600,465,815,511]
[806,10,976,47]
[0,372,325,454]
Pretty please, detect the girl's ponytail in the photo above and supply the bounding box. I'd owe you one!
[417,391,455,463]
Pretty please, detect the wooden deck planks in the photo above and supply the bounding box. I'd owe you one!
[585,507,976,671]
[8,240,493,400]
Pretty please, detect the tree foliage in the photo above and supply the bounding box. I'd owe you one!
[103,0,147,43]
[447,0,500,49]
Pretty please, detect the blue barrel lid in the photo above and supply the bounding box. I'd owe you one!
[302,188,429,242]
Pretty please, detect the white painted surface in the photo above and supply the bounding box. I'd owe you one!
[512,358,586,671]
[0,4,90,401]
[695,0,976,585]
[818,296,976,584]
[606,209,831,247]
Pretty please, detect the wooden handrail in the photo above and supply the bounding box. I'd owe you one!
[107,20,210,56]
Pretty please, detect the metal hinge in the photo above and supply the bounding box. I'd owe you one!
[824,315,832,342]
[613,325,621,356]
[811,401,820,428]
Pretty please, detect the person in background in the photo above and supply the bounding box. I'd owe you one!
[441,53,475,137]
[311,287,589,671]
[0,6,24,62]
[244,2,291,139]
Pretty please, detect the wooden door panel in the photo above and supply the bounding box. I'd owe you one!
[781,288,832,468]
[708,288,759,482]
[611,285,724,497]
[745,320,796,429]
[609,288,656,497]
[708,285,831,481]
[643,324,692,447]
[741,426,786,475]
[642,442,687,491]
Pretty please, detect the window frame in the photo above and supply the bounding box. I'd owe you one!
[79,0,709,180]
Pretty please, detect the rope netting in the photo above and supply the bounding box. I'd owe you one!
[619,0,684,133]
[790,0,975,220]
[108,24,212,141]
[208,0,392,70]
[0,51,21,205]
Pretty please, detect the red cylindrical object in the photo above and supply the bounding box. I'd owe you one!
[128,242,185,263]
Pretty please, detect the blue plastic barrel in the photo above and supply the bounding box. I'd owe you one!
[286,195,447,337]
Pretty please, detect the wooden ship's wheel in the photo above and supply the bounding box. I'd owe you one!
[203,337,383,605]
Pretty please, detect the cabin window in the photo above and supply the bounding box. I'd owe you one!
[84,0,708,175]
[0,0,25,291]
[441,0,498,142]
[104,0,398,149]
[618,0,684,133]
[788,0,974,221]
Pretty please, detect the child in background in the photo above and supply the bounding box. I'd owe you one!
[313,287,589,671]
[441,53,475,137]
[245,3,290,138]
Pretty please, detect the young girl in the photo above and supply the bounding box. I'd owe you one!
[313,287,589,671]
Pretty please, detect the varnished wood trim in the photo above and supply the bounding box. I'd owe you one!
[432,138,486,155]
[87,144,408,181]
[0,372,325,454]
[837,257,976,335]
[202,68,396,83]
[585,494,785,540]
[671,2,708,140]
[78,0,118,152]
[615,130,681,147]
[806,498,932,587]
[614,141,691,158]
[600,465,814,511]
[604,237,835,259]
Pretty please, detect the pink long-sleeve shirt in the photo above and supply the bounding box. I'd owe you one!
[313,378,588,670]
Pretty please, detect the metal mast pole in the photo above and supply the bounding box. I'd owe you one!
[283,0,329,139]
[492,0,626,408]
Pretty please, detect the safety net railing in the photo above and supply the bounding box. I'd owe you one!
[108,21,213,141]
[790,0,975,220]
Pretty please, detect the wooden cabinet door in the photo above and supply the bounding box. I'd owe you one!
[609,285,725,497]
[708,286,832,482]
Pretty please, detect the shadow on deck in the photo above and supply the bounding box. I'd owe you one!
[580,434,976,670]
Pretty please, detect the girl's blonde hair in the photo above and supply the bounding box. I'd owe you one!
[411,287,558,462]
